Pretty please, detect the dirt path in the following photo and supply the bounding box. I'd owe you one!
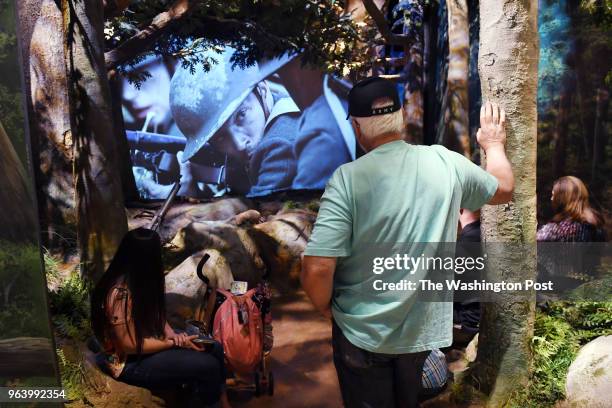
[230,290,342,408]
[228,290,479,408]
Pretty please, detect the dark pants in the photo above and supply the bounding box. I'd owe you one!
[118,343,226,406]
[332,322,429,408]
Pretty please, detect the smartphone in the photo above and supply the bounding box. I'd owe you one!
[192,337,215,345]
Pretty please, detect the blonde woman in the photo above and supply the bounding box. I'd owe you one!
[537,176,606,242]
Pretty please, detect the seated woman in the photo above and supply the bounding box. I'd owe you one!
[91,228,230,407]
[537,176,606,242]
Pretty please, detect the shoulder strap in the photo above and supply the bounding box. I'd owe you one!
[216,288,233,298]
[201,288,217,335]
[195,254,219,334]
[244,288,258,299]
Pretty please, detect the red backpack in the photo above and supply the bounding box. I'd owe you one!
[196,255,268,374]
[212,288,264,374]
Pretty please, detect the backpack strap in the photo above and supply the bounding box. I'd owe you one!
[243,288,258,299]
[216,288,233,299]
[195,254,218,335]
[201,288,217,335]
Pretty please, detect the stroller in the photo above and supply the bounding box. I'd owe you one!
[189,254,274,397]
[144,185,274,396]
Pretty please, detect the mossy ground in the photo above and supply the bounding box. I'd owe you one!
[502,301,611,408]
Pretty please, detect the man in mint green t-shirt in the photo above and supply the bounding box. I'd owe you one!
[301,77,514,408]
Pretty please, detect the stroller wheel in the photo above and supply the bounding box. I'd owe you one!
[254,372,261,397]
[267,371,274,396]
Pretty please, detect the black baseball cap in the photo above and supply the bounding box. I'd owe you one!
[347,76,401,119]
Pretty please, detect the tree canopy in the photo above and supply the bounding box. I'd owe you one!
[103,0,378,84]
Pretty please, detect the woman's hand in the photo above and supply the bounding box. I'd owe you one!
[169,332,189,347]
[168,332,204,351]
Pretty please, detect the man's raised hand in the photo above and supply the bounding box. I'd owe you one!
[477,101,507,151]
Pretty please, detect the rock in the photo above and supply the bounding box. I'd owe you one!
[164,220,267,325]
[231,209,263,226]
[565,335,612,408]
[127,198,251,242]
[61,342,165,408]
[169,221,265,282]
[257,201,285,217]
[164,249,234,327]
[164,209,315,322]
[250,210,315,290]
[465,333,478,363]
[446,333,478,375]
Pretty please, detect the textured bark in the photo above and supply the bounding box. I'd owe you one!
[446,0,471,157]
[403,43,424,144]
[17,0,128,279]
[346,0,388,25]
[63,0,128,280]
[473,1,539,406]
[104,0,195,70]
[429,0,449,146]
[552,92,570,179]
[361,0,408,45]
[575,67,595,159]
[591,88,609,181]
[0,122,37,242]
[17,0,76,251]
[103,0,131,19]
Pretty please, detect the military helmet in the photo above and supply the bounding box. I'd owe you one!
[170,47,261,162]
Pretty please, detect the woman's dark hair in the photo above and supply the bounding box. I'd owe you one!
[91,228,166,355]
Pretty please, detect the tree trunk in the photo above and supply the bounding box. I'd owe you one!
[17,0,76,252]
[446,0,471,157]
[403,43,424,144]
[472,1,539,406]
[0,121,38,242]
[552,92,570,179]
[467,0,482,158]
[591,88,609,182]
[346,0,387,24]
[62,0,128,281]
[16,0,127,280]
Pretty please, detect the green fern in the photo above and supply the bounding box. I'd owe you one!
[56,348,88,401]
[48,273,92,341]
[510,301,612,407]
[283,200,298,210]
[43,249,61,281]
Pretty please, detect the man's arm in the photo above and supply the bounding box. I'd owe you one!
[477,101,514,204]
[301,256,336,319]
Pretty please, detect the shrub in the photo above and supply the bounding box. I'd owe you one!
[47,268,92,341]
[0,242,49,339]
[510,301,612,407]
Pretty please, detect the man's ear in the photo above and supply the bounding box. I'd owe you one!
[351,119,367,151]
[351,118,361,138]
